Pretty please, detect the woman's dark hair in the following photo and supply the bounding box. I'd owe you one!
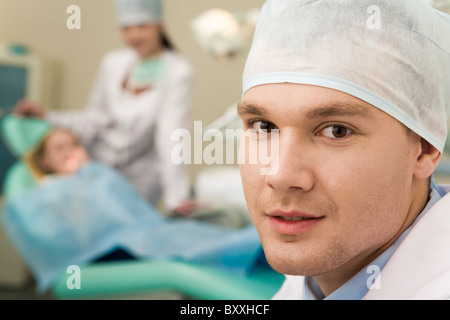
[161,32,175,51]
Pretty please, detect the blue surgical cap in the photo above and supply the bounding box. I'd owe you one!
[243,0,450,153]
[115,0,163,27]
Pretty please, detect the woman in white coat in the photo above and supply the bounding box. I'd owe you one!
[15,0,196,214]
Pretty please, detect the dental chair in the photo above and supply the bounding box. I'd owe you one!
[0,115,284,300]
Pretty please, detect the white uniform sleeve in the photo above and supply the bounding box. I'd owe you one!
[45,56,112,147]
[155,60,195,211]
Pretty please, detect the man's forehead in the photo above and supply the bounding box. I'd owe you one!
[238,86,376,120]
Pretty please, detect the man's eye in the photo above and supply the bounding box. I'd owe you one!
[250,121,278,133]
[321,125,352,139]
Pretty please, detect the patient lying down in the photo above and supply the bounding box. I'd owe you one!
[2,128,261,293]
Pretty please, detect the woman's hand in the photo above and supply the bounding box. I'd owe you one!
[13,99,46,118]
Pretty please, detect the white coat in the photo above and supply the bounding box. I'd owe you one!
[45,48,195,210]
[273,185,450,300]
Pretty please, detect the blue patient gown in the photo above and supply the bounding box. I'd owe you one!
[1,162,261,292]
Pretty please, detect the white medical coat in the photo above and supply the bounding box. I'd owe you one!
[273,185,450,300]
[45,48,195,210]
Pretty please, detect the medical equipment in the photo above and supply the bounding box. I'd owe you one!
[0,114,50,288]
[0,43,54,110]
[0,106,17,194]
[243,0,450,153]
[190,8,261,60]
[0,43,54,195]
[2,160,263,292]
[0,106,14,118]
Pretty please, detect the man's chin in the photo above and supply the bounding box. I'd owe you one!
[262,240,342,277]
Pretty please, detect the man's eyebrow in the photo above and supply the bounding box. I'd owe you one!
[237,103,270,117]
[238,101,373,119]
[305,103,374,119]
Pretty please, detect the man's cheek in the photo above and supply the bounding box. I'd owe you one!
[319,155,374,192]
[240,165,264,205]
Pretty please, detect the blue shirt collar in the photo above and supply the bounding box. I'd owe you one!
[304,178,442,300]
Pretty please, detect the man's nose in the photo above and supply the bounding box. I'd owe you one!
[264,133,315,192]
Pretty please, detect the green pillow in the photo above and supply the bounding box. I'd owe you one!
[0,115,51,157]
[3,162,36,200]
[1,115,51,200]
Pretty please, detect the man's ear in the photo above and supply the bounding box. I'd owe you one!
[414,138,442,180]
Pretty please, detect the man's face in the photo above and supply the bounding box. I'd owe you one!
[238,83,422,280]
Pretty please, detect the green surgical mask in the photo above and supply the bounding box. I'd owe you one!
[128,57,166,90]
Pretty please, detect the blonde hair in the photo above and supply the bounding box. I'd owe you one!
[24,128,81,181]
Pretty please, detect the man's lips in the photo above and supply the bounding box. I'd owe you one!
[268,209,322,220]
[267,210,324,235]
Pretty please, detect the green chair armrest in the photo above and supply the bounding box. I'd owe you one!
[52,260,284,300]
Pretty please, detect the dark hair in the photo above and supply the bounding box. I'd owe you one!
[161,32,175,51]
